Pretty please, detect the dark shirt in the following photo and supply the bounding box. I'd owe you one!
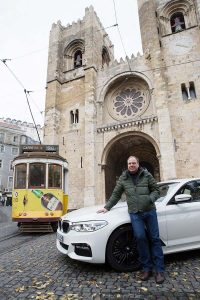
[129,169,140,185]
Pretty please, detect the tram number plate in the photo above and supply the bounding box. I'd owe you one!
[57,232,63,243]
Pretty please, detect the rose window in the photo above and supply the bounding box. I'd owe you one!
[113,89,145,118]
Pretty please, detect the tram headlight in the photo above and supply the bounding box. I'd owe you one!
[71,220,108,232]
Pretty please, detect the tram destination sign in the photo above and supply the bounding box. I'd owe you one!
[20,145,59,154]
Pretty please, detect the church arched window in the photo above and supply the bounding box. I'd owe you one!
[170,12,186,33]
[158,0,197,36]
[64,39,85,71]
[74,50,82,68]
[102,47,110,67]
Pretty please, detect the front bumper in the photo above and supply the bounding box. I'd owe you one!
[56,227,109,263]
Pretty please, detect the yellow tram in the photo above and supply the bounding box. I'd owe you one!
[12,145,68,232]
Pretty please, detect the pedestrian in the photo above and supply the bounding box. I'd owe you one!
[97,156,165,284]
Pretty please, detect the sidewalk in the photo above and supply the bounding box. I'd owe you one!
[0,206,19,239]
[0,206,12,223]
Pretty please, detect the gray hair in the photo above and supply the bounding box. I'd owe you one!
[127,156,139,164]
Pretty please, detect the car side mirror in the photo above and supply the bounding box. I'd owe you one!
[175,194,192,203]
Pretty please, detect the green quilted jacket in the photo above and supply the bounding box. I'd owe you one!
[104,167,160,213]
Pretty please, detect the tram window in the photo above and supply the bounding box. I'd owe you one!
[29,163,45,188]
[48,164,62,188]
[15,164,26,189]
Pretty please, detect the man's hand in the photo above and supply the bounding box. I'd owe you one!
[97,208,108,213]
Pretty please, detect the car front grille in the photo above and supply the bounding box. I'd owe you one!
[58,219,71,233]
[62,221,70,233]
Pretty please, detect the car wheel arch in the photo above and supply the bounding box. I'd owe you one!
[105,223,140,272]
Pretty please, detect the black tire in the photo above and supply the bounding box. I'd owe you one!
[106,225,140,272]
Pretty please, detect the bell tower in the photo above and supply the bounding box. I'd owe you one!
[44,6,114,208]
[137,0,200,178]
[137,0,161,61]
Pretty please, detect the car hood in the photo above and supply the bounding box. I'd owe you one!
[62,202,128,222]
[62,201,162,223]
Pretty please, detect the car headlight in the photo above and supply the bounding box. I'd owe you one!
[71,220,108,232]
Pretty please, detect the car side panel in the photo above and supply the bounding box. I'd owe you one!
[165,202,200,249]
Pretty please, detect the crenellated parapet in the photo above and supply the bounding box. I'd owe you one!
[99,51,145,71]
[0,117,41,128]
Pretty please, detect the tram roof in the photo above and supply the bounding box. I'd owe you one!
[13,151,68,162]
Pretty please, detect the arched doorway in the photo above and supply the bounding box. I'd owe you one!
[104,134,160,200]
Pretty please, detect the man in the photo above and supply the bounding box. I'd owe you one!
[98,156,165,284]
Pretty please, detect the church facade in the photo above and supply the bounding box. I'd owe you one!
[44,0,200,209]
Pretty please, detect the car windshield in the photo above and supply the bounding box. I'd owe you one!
[156,182,179,202]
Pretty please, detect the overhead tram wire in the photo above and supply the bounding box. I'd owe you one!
[112,0,132,72]
[43,56,200,114]
[11,46,48,60]
[24,89,41,145]
[111,0,135,94]
[0,59,41,144]
[2,16,200,129]
[2,46,199,119]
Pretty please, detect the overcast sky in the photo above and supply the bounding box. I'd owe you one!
[0,0,142,126]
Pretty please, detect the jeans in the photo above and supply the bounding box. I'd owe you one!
[129,209,164,273]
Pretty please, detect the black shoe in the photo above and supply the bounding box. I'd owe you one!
[155,272,165,284]
[140,271,152,281]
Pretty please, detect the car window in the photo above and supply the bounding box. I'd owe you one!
[156,182,179,202]
[178,180,200,202]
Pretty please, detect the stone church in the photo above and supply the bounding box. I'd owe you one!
[44,0,200,209]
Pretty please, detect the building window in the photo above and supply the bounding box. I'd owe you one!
[102,47,110,66]
[74,50,82,68]
[181,82,196,101]
[8,176,13,188]
[171,12,186,33]
[64,39,85,71]
[13,136,18,143]
[113,89,145,118]
[158,1,197,36]
[189,82,196,99]
[12,147,18,155]
[0,132,5,143]
[20,135,27,144]
[0,159,2,168]
[70,109,79,124]
[10,161,13,170]
[181,83,188,101]
[0,145,5,153]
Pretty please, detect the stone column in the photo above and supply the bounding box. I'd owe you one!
[153,71,176,180]
[83,68,97,206]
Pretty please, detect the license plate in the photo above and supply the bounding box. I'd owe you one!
[57,232,63,243]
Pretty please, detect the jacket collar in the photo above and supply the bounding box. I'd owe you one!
[123,166,145,179]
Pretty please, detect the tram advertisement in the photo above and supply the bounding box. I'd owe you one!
[12,189,64,219]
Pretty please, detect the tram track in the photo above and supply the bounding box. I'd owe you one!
[0,231,51,255]
[0,232,22,243]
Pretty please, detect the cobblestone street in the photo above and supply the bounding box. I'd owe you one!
[0,207,200,300]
